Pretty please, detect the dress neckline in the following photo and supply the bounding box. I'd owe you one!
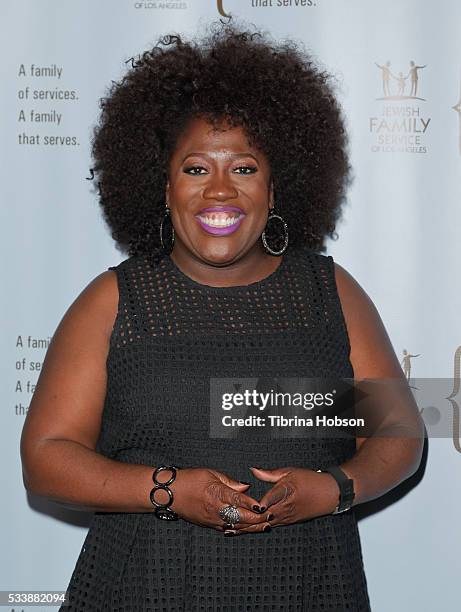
[164,248,291,293]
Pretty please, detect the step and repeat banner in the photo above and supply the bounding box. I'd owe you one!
[1,1,460,610]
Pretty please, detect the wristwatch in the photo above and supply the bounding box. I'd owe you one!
[316,465,355,514]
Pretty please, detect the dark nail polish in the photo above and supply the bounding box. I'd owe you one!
[224,531,237,537]
[259,506,267,513]
[252,504,261,512]
[239,481,251,486]
[267,513,274,521]
[263,525,272,533]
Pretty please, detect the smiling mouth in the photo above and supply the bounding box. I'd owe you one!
[195,212,244,228]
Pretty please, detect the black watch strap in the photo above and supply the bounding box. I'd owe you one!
[317,465,355,514]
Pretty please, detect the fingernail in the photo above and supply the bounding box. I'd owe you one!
[252,505,261,512]
[267,513,274,521]
[224,531,237,537]
[239,481,251,486]
[259,506,267,513]
[252,466,263,470]
[263,525,272,533]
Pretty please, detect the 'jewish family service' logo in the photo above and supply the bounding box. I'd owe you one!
[400,345,461,455]
[375,61,427,100]
[370,59,431,154]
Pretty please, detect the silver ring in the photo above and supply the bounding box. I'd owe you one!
[219,504,241,526]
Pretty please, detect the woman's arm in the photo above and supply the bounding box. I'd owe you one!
[333,261,425,506]
[20,271,265,526]
[20,270,158,513]
[244,261,425,531]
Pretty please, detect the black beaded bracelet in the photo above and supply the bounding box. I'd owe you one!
[149,465,180,521]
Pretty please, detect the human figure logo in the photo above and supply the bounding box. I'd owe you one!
[375,60,427,101]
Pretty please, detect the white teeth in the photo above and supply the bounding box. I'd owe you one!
[198,214,241,228]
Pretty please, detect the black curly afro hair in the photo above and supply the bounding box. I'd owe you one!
[90,17,352,264]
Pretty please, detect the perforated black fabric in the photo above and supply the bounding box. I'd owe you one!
[60,245,371,611]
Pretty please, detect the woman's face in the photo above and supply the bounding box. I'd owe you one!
[166,115,274,267]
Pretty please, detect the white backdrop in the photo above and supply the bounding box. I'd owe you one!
[1,1,460,610]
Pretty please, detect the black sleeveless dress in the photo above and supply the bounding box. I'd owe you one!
[60,244,371,611]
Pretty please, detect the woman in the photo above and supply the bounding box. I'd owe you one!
[20,19,424,611]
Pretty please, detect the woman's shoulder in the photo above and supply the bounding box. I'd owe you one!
[328,257,377,326]
[106,253,143,274]
[293,244,334,269]
[325,256,403,379]
[293,245,370,308]
[62,266,123,342]
[55,254,142,344]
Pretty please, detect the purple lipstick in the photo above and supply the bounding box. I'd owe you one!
[195,206,246,236]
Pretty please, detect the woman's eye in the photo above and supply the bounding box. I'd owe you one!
[184,166,207,175]
[234,166,257,174]
[183,165,257,175]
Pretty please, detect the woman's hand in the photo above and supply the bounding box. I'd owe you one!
[222,466,340,534]
[167,467,269,532]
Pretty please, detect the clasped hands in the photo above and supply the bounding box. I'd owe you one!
[169,466,341,535]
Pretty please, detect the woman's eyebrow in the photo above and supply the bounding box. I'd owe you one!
[181,152,259,162]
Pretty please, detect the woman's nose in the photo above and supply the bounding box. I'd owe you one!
[203,172,238,201]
